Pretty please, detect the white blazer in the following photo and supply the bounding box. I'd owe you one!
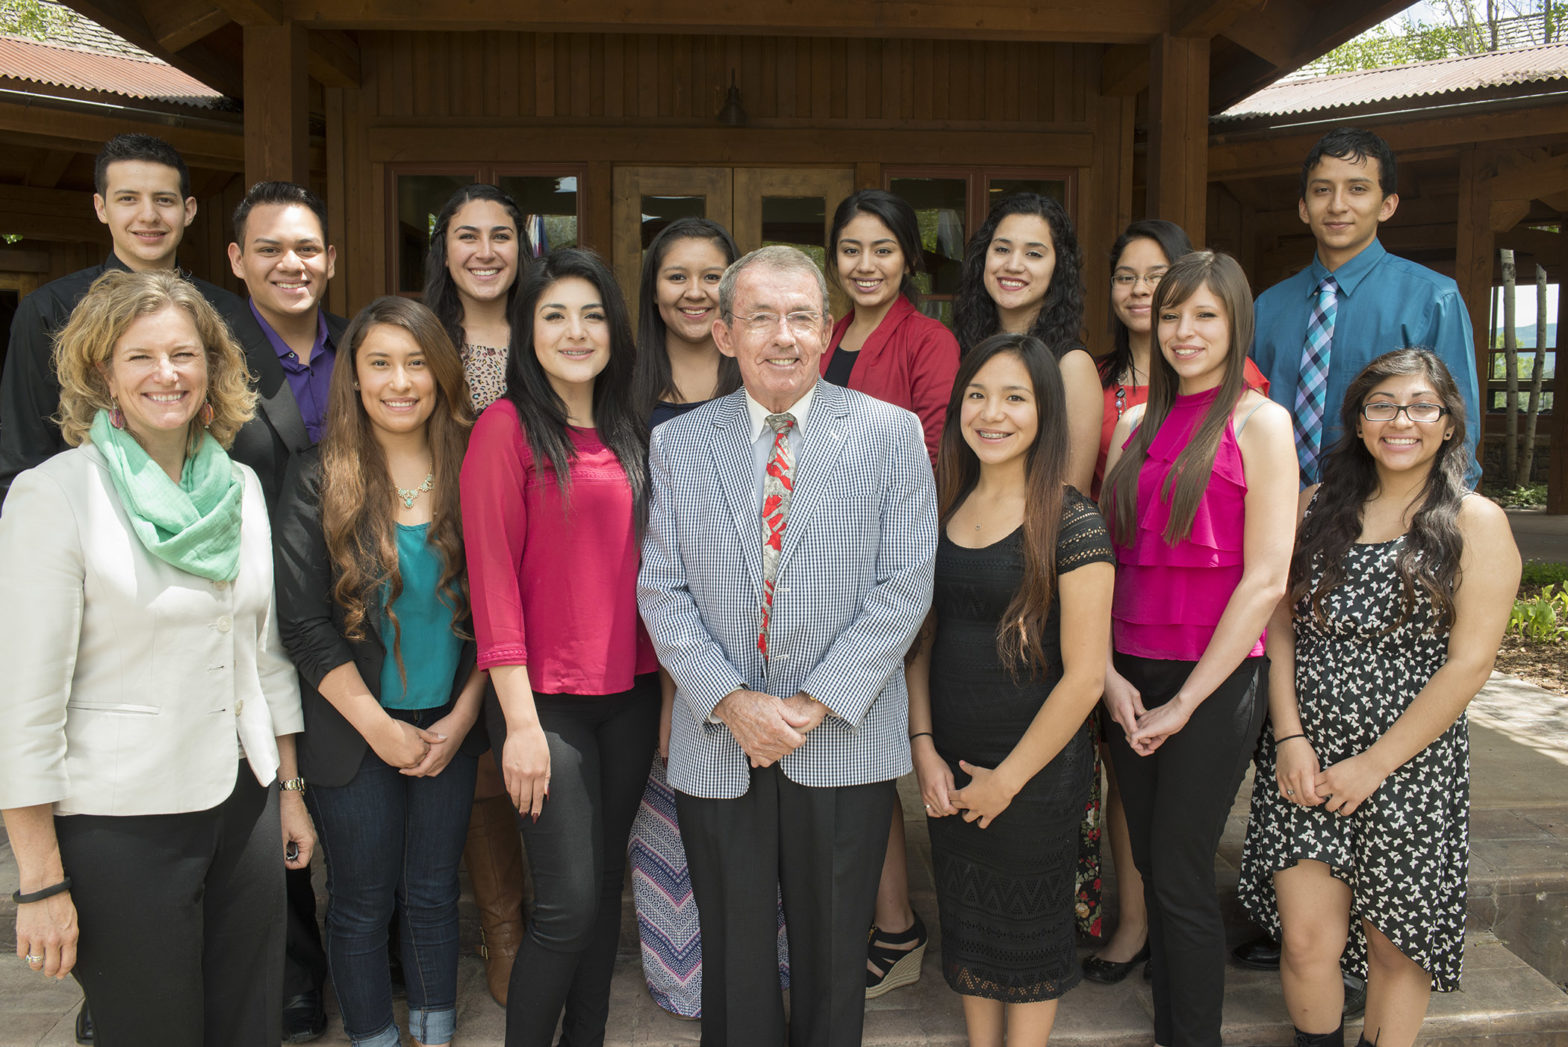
[0,443,303,816]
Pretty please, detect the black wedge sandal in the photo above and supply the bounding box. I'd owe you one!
[865,911,928,999]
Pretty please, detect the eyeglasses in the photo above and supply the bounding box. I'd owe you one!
[1360,401,1448,423]
[1111,270,1166,289]
[731,311,823,334]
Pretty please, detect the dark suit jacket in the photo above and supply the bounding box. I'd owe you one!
[222,300,350,511]
[0,255,242,507]
[274,448,486,788]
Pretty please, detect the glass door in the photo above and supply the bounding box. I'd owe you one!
[733,167,854,319]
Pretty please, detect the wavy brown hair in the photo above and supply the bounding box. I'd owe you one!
[319,297,474,683]
[53,269,255,450]
[935,332,1070,677]
[1293,348,1469,632]
[1100,251,1254,547]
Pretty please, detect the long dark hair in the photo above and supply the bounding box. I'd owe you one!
[935,333,1069,676]
[1100,251,1254,547]
[953,192,1085,360]
[1293,349,1469,631]
[1098,219,1194,389]
[504,247,649,526]
[631,217,741,417]
[422,184,530,353]
[320,297,474,682]
[828,188,924,306]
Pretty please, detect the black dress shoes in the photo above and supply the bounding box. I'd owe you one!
[281,991,327,1043]
[1231,934,1282,970]
[74,1002,93,1045]
[1081,942,1152,984]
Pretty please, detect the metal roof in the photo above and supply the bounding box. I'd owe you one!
[0,32,224,106]
[1219,42,1568,122]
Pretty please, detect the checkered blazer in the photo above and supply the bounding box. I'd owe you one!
[638,380,938,800]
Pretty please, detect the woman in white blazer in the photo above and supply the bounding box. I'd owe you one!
[0,270,310,1047]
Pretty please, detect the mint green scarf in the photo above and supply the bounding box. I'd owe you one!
[89,409,245,582]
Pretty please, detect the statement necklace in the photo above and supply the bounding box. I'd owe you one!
[395,473,434,509]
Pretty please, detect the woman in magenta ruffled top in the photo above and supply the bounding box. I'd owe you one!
[1098,251,1297,1047]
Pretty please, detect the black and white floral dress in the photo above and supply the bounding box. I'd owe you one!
[1237,533,1467,992]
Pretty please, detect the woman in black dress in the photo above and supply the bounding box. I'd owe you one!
[907,332,1114,1046]
[1239,350,1519,1047]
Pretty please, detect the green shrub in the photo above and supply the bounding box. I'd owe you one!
[1508,584,1568,644]
[1487,483,1549,509]
[1521,562,1568,591]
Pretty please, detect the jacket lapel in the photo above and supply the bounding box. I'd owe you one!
[777,381,851,573]
[709,393,765,594]
[230,303,312,454]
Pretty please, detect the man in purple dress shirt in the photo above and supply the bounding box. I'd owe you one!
[224,179,349,1042]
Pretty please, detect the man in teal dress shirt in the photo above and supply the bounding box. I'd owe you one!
[1252,127,1482,487]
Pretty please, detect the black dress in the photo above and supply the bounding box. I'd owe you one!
[927,488,1113,1002]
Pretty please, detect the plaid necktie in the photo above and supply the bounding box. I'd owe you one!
[1293,275,1339,484]
[758,412,796,659]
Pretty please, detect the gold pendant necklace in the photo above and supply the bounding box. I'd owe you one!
[395,473,434,509]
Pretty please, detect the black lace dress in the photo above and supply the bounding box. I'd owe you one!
[927,489,1113,1002]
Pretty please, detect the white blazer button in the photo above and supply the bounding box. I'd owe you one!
[235,698,245,715]
[216,615,233,633]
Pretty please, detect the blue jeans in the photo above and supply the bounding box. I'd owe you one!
[309,706,478,1047]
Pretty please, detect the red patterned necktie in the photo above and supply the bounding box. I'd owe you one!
[758,412,797,658]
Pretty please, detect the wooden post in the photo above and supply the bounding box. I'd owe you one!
[1454,145,1496,483]
[1146,33,1209,243]
[244,22,309,189]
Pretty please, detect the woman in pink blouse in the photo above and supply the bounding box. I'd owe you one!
[460,247,658,1047]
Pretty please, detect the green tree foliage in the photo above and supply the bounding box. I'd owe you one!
[0,0,70,39]
[1314,0,1568,73]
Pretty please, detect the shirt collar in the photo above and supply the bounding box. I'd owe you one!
[743,380,817,443]
[1310,237,1386,298]
[249,300,332,363]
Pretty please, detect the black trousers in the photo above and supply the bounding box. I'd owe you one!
[1106,654,1267,1047]
[489,675,660,1047]
[676,764,896,1047]
[284,864,328,999]
[53,769,284,1047]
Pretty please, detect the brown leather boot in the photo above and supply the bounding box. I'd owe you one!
[464,794,526,1007]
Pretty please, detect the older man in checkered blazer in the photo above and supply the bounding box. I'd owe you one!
[638,245,938,1047]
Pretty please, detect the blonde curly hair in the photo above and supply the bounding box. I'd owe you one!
[53,270,256,449]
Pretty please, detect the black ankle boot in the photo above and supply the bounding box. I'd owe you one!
[1293,1023,1344,1047]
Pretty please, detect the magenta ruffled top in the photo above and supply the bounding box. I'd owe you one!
[1112,387,1263,662]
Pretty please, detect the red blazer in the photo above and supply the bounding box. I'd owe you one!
[819,296,960,466]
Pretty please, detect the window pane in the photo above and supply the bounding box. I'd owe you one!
[986,177,1066,207]
[498,174,579,256]
[396,174,476,294]
[888,177,967,298]
[640,195,707,251]
[760,195,828,273]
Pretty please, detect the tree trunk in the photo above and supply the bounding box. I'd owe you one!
[1520,263,1548,485]
[1501,248,1519,486]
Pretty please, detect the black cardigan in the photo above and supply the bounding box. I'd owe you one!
[274,447,486,787]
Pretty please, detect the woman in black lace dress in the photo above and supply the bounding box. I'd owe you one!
[907,332,1114,1046]
[1238,350,1519,1047]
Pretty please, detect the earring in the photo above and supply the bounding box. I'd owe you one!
[1444,431,1453,440]
[109,400,125,430]
[198,400,215,428]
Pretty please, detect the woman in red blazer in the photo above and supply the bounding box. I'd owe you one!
[819,189,960,468]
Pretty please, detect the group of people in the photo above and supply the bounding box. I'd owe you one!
[0,123,1520,1047]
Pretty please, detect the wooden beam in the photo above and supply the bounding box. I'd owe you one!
[365,124,1099,168]
[308,28,361,88]
[146,0,231,51]
[0,185,107,242]
[1491,199,1533,233]
[24,150,74,189]
[60,0,243,98]
[243,22,309,184]
[1148,33,1209,240]
[0,99,243,169]
[1213,0,1412,109]
[1210,102,1568,181]
[1453,144,1495,481]
[1170,0,1264,37]
[1488,150,1568,204]
[276,0,1168,42]
[212,0,283,25]
[1099,43,1148,97]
